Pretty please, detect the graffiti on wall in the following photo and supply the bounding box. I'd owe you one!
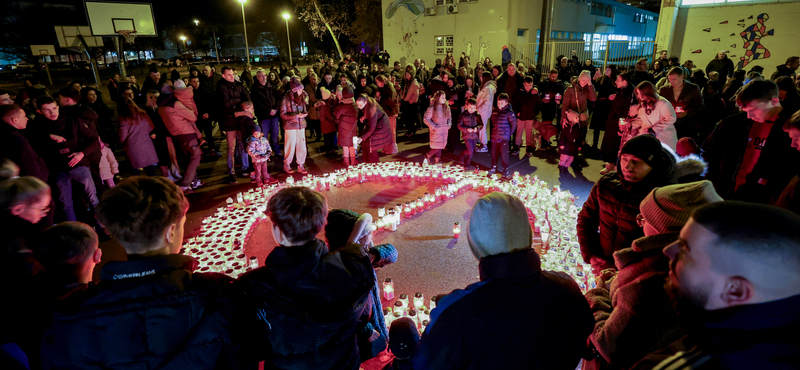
[385,0,425,60]
[738,13,773,69]
[689,13,774,70]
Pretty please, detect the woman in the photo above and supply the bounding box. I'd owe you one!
[305,73,322,142]
[334,87,359,166]
[652,60,667,81]
[423,91,452,164]
[635,81,677,150]
[591,65,617,151]
[775,75,800,108]
[81,87,115,145]
[375,75,399,153]
[463,75,478,98]
[559,71,597,172]
[118,96,159,176]
[601,71,635,174]
[399,65,422,136]
[144,90,180,181]
[356,94,393,163]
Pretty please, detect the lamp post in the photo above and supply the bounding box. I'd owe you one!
[179,35,187,55]
[239,0,250,63]
[283,13,292,66]
[195,19,221,64]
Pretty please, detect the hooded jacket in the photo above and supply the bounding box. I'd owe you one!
[280,90,309,130]
[360,98,393,151]
[424,104,452,149]
[158,89,201,137]
[490,104,517,142]
[457,111,484,141]
[246,135,272,163]
[334,99,359,145]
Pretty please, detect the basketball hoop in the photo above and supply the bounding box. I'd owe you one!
[118,30,137,44]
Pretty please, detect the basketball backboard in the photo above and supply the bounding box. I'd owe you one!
[30,45,57,56]
[85,1,157,36]
[54,26,105,48]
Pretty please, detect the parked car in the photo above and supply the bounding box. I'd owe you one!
[148,58,167,67]
[220,55,244,63]
[14,61,34,70]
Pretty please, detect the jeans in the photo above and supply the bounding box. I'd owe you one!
[323,132,337,152]
[197,118,216,150]
[460,139,477,166]
[174,134,203,186]
[252,160,270,184]
[225,130,249,174]
[491,140,510,169]
[259,117,281,154]
[516,119,537,148]
[55,166,99,222]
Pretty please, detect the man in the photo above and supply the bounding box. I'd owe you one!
[200,64,222,96]
[432,58,444,79]
[775,110,800,213]
[653,50,669,71]
[413,192,594,370]
[41,177,242,369]
[251,68,282,156]
[189,76,220,156]
[702,80,800,204]
[414,59,428,88]
[705,51,735,82]
[770,56,799,81]
[578,134,677,273]
[37,221,101,296]
[51,89,101,222]
[127,75,142,101]
[280,77,309,174]
[496,63,525,154]
[658,67,704,140]
[240,63,253,92]
[241,187,375,369]
[390,61,403,81]
[512,76,541,155]
[107,73,120,101]
[217,66,251,184]
[140,67,161,101]
[632,58,656,87]
[649,201,800,369]
[475,71,497,152]
[0,104,48,182]
[585,181,722,370]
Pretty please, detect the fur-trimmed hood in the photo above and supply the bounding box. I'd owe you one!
[675,153,708,183]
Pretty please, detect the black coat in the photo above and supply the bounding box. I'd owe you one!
[251,80,281,120]
[601,86,636,162]
[413,250,594,370]
[217,79,251,131]
[48,104,101,173]
[512,88,542,121]
[705,57,735,79]
[41,254,240,369]
[0,123,48,182]
[702,104,800,203]
[239,239,375,370]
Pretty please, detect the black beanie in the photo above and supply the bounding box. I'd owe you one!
[620,134,663,168]
[325,209,360,249]
[389,318,420,360]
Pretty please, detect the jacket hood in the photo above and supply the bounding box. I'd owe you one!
[173,86,194,100]
[675,154,708,179]
[614,232,679,269]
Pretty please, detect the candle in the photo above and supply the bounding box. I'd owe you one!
[398,294,409,309]
[420,319,429,334]
[430,295,439,310]
[413,292,425,310]
[393,301,405,316]
[404,202,412,218]
[226,197,234,211]
[378,206,386,217]
[453,222,461,239]
[619,117,626,126]
[383,278,395,300]
[395,203,403,215]
[384,308,393,327]
[407,309,418,324]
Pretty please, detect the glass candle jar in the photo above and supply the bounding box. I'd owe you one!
[383,278,395,300]
[453,222,461,239]
[413,292,425,310]
[398,294,409,309]
[393,301,405,316]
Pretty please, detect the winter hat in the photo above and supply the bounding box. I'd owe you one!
[466,192,532,260]
[676,137,699,157]
[290,77,304,92]
[341,86,355,99]
[173,79,186,89]
[389,318,420,360]
[619,134,663,169]
[325,209,359,249]
[320,87,332,100]
[639,180,722,234]
[160,84,173,95]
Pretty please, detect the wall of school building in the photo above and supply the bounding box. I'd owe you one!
[382,0,658,70]
[667,1,800,74]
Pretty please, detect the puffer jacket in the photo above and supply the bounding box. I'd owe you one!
[281,91,309,130]
[360,98,393,152]
[400,78,422,104]
[98,145,119,180]
[335,99,359,146]
[318,99,336,134]
[476,80,496,124]
[158,94,200,137]
[424,105,452,149]
[305,84,320,121]
[583,233,687,370]
[247,135,272,163]
[457,111,484,141]
[41,254,241,369]
[239,239,375,370]
[577,150,677,272]
[490,105,517,142]
[377,84,399,117]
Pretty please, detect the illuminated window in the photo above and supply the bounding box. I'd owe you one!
[435,35,454,54]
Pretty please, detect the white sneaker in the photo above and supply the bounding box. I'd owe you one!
[476,146,488,153]
[166,173,179,182]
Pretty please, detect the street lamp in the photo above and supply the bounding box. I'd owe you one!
[194,19,220,64]
[194,19,199,26]
[239,0,250,63]
[283,13,292,66]
[180,35,187,55]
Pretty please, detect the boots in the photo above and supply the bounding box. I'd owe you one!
[350,155,358,166]
[344,155,351,167]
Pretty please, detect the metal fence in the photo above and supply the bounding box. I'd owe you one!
[510,40,656,74]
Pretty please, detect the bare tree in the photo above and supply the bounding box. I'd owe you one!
[351,0,383,51]
[292,0,353,61]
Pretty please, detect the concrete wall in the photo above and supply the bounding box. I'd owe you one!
[671,2,800,73]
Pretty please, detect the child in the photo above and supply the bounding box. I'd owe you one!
[386,318,420,370]
[334,87,359,167]
[246,130,277,186]
[457,98,483,169]
[423,91,452,164]
[235,101,259,179]
[489,93,517,177]
[98,141,119,188]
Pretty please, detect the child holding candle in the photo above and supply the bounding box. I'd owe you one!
[325,208,399,361]
[423,91,452,165]
[457,98,483,170]
[246,130,278,186]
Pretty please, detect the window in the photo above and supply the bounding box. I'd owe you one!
[436,0,444,5]
[435,35,454,54]
[590,2,614,17]
[518,28,527,37]
[445,0,455,4]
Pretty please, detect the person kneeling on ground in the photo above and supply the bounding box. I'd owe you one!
[240,187,376,369]
[413,192,593,370]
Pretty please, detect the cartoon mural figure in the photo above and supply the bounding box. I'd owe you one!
[385,0,424,58]
[737,13,774,69]
[403,33,414,58]
[385,0,425,20]
[463,39,473,59]
[478,36,490,64]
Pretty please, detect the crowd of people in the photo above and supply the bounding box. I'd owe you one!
[1,48,800,369]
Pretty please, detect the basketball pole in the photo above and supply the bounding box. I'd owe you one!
[116,36,127,77]
[42,56,53,86]
[77,34,101,84]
